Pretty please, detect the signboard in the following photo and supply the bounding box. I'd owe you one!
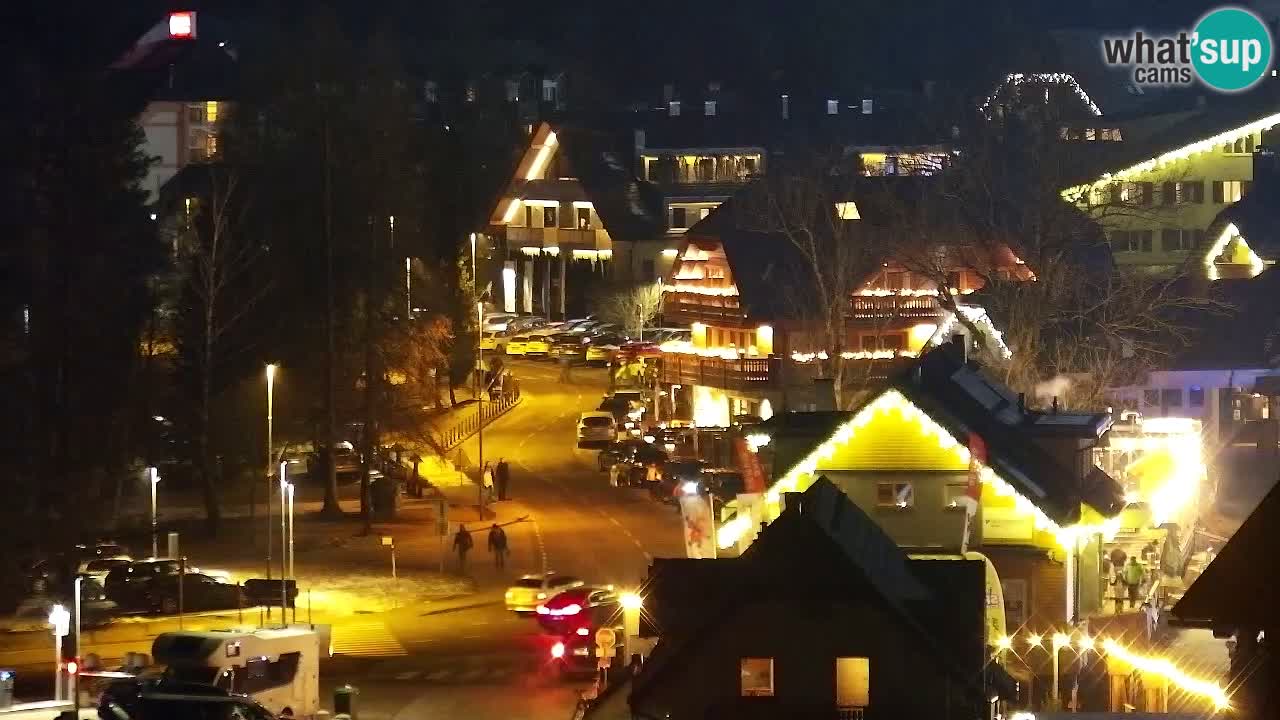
[678,494,715,559]
[595,628,617,658]
[735,493,764,553]
[381,536,394,547]
[1002,579,1028,630]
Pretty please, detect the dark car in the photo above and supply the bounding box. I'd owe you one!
[550,333,591,362]
[104,559,182,604]
[100,678,276,720]
[138,573,245,615]
[597,440,668,472]
[653,459,708,502]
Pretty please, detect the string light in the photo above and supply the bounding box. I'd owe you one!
[1065,111,1280,200]
[661,283,740,297]
[789,349,918,363]
[1203,222,1267,281]
[1101,638,1230,710]
[928,306,1013,359]
[980,73,1102,117]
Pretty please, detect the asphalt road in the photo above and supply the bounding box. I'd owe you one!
[331,359,684,719]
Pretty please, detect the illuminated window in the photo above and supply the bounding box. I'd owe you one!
[827,99,839,115]
[876,481,914,508]
[740,658,774,697]
[835,657,870,709]
[1085,128,1096,141]
[205,101,219,123]
[944,484,970,509]
[576,207,591,229]
[1215,181,1245,203]
[704,100,717,116]
[834,202,861,220]
[700,207,712,219]
[543,206,557,228]
[668,100,681,117]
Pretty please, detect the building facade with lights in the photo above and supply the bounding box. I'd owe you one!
[625,477,1011,720]
[656,191,1034,425]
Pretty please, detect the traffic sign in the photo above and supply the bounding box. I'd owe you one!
[595,628,617,658]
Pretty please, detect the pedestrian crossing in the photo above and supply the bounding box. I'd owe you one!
[331,620,408,657]
[363,655,543,685]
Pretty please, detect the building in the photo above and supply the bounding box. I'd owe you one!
[1062,91,1280,275]
[656,186,1033,423]
[618,476,1011,720]
[1171,479,1280,719]
[111,11,239,203]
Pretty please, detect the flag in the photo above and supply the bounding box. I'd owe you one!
[679,494,716,559]
[733,437,767,493]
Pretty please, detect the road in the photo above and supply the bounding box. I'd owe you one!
[335,359,684,719]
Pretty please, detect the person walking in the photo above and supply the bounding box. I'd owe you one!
[495,458,510,500]
[1123,555,1145,609]
[558,354,573,382]
[482,462,495,503]
[452,525,473,571]
[488,523,509,569]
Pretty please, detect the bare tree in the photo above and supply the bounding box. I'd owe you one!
[178,170,270,533]
[595,283,664,338]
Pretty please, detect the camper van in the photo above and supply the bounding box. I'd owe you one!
[151,626,328,718]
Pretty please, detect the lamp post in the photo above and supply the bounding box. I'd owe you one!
[148,467,160,558]
[48,604,69,702]
[280,461,289,620]
[287,481,295,622]
[265,364,277,582]
[1051,632,1070,710]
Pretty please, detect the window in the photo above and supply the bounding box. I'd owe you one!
[1214,180,1246,203]
[835,657,870,709]
[576,207,592,229]
[1190,386,1205,407]
[944,483,971,509]
[524,205,534,228]
[704,100,717,116]
[542,79,558,103]
[700,207,712,220]
[1111,230,1153,252]
[1115,181,1153,205]
[876,481,914,508]
[1161,229,1194,252]
[1085,128,1096,141]
[740,658,774,697]
[1143,389,1160,406]
[1161,388,1183,407]
[827,99,839,115]
[668,100,681,117]
[543,206,558,228]
[670,207,688,229]
[1166,181,1204,204]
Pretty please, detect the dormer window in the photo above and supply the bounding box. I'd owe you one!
[669,100,681,117]
[827,99,839,115]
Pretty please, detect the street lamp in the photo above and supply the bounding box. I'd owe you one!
[48,604,69,702]
[148,467,160,558]
[265,364,277,582]
[279,461,291,620]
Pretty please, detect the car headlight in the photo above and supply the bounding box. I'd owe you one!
[505,590,513,600]
[536,592,547,600]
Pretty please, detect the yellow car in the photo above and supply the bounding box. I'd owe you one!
[505,334,531,356]
[585,342,620,365]
[480,331,503,351]
[523,329,558,358]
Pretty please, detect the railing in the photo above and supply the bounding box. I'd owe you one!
[850,295,940,319]
[438,394,522,449]
[659,354,779,390]
[505,225,611,250]
[836,707,866,720]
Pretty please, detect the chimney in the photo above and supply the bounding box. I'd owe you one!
[782,492,804,515]
[813,378,836,411]
[1051,396,1060,414]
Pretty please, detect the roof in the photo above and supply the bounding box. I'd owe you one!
[633,477,1006,709]
[1164,267,1280,371]
[1172,477,1280,630]
[893,342,1119,523]
[1209,189,1280,264]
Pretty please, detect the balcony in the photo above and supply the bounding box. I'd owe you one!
[659,353,913,393]
[849,295,940,320]
[505,226,611,251]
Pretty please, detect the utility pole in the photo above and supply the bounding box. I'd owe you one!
[472,234,485,520]
[322,112,340,517]
[361,216,379,535]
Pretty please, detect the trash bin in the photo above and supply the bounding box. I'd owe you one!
[371,472,399,521]
[334,684,358,719]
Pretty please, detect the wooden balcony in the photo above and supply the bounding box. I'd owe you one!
[658,353,914,393]
[849,295,941,320]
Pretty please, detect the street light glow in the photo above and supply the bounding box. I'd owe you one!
[1077,634,1095,652]
[995,635,1012,651]
[1026,633,1043,648]
[681,481,700,496]
[620,592,643,611]
[1101,638,1229,710]
[1051,632,1070,650]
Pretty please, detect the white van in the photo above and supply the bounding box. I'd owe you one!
[577,412,618,448]
[151,626,328,718]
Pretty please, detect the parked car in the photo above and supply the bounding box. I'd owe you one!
[577,412,618,448]
[100,678,279,720]
[505,572,585,614]
[550,333,591,362]
[507,316,547,332]
[523,328,560,357]
[137,572,244,615]
[479,330,504,351]
[597,440,668,471]
[481,313,519,332]
[104,559,182,604]
[504,333,531,356]
[78,556,134,584]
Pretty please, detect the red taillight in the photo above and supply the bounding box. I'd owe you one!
[575,627,590,636]
[550,642,565,659]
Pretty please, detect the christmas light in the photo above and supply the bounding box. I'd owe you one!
[928,306,1013,359]
[1101,638,1229,710]
[980,73,1102,117]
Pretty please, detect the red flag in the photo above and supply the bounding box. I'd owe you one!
[734,437,768,493]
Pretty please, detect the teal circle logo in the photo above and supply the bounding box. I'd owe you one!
[1192,7,1273,91]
